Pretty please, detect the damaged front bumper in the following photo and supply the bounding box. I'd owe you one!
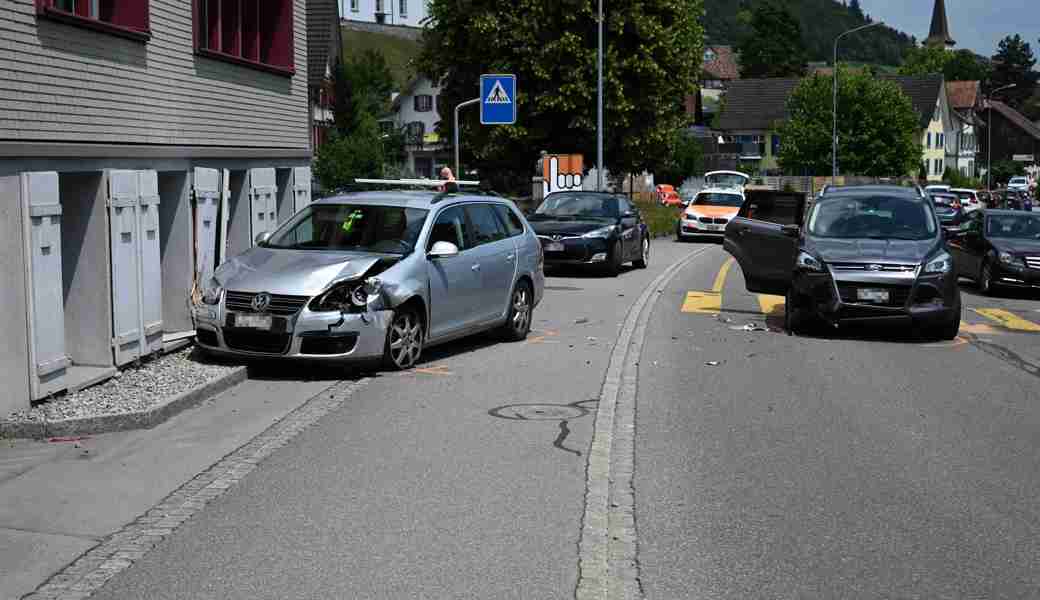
[194,303,392,361]
[793,268,959,328]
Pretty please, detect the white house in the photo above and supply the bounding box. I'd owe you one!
[339,0,429,27]
[946,81,981,177]
[389,77,449,178]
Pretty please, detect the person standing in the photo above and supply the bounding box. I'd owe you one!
[439,167,458,193]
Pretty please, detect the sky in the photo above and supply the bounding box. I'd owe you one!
[861,0,1039,58]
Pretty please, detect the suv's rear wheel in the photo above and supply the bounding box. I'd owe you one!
[383,308,423,370]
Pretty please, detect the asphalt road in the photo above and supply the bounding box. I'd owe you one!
[638,242,1040,599]
[91,239,700,600]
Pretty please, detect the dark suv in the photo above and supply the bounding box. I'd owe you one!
[723,186,961,339]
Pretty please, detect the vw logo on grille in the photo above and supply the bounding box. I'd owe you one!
[552,235,563,242]
[251,292,272,313]
[866,264,884,272]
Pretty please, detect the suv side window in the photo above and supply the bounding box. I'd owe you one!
[465,203,508,246]
[492,204,525,237]
[618,197,633,215]
[739,194,800,225]
[427,206,470,251]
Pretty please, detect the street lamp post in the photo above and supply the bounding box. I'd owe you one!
[596,0,604,191]
[454,97,480,179]
[832,22,883,183]
[986,83,1017,192]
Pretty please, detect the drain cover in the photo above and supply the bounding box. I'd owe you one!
[489,403,590,420]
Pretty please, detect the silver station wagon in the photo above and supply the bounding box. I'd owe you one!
[194,191,544,369]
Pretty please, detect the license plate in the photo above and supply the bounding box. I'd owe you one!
[707,224,723,231]
[546,242,565,252]
[856,288,889,303]
[234,314,272,329]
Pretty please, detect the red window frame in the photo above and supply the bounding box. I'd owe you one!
[35,0,151,42]
[193,0,295,77]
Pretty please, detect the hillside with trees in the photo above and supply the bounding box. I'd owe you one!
[703,0,915,66]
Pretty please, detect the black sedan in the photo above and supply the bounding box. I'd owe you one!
[527,191,650,275]
[929,192,964,229]
[948,209,1040,294]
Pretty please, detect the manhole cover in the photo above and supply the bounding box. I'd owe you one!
[489,403,590,420]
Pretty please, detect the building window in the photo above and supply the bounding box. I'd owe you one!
[704,48,717,63]
[194,0,294,76]
[36,0,151,41]
[406,121,425,146]
[939,133,945,150]
[414,94,433,112]
[350,0,358,11]
[399,0,407,16]
[927,132,932,149]
[771,134,781,157]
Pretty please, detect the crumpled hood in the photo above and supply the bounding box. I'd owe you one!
[214,248,396,296]
[806,237,939,264]
[530,219,614,236]
[991,238,1040,256]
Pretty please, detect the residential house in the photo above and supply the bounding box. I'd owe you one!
[979,100,1040,173]
[0,0,324,414]
[699,46,739,117]
[946,81,981,177]
[339,0,429,27]
[390,77,449,178]
[309,0,344,151]
[716,75,954,180]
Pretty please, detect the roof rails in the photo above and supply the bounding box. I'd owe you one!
[354,178,482,188]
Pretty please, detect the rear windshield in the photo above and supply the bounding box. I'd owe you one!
[808,195,937,240]
[693,193,743,208]
[705,173,748,187]
[987,214,1040,239]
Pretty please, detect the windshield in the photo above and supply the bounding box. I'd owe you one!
[533,193,619,220]
[987,214,1040,239]
[953,192,975,201]
[693,192,743,208]
[705,173,748,187]
[266,204,428,254]
[808,195,937,240]
[1010,178,1028,185]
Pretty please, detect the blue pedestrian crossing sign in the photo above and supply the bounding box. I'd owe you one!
[480,74,517,125]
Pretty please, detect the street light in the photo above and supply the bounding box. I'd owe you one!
[832,21,883,183]
[596,0,604,191]
[987,83,1017,192]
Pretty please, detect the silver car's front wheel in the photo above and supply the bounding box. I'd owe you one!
[384,309,423,370]
[501,282,533,341]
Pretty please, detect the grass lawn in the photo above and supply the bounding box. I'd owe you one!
[634,199,683,238]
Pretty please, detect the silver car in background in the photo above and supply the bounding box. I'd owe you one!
[194,192,544,370]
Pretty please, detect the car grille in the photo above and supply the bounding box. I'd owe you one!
[1025,256,1040,270]
[225,291,309,316]
[223,330,292,354]
[300,333,359,356]
[698,217,713,224]
[713,218,729,224]
[830,263,917,273]
[836,283,911,307]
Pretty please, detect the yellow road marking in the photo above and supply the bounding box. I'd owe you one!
[757,294,786,317]
[682,258,734,314]
[527,329,560,344]
[712,257,735,293]
[412,365,453,376]
[973,309,1040,332]
[959,321,1002,335]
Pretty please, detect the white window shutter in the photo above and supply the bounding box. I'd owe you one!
[137,170,163,355]
[249,168,278,243]
[108,170,143,366]
[193,167,221,286]
[293,166,312,215]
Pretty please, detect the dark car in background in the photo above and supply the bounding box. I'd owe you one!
[948,209,1040,294]
[724,186,961,339]
[528,191,650,275]
[929,192,964,229]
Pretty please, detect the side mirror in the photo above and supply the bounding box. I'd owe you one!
[428,241,460,259]
[781,224,800,238]
[254,232,272,246]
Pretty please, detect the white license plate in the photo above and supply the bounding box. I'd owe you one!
[856,288,889,303]
[546,242,565,252]
[235,314,273,329]
[707,224,723,231]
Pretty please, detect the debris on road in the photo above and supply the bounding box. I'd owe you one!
[575,318,589,325]
[705,361,721,366]
[734,323,770,332]
[48,436,92,443]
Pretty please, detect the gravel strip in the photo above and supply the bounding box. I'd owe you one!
[4,347,241,424]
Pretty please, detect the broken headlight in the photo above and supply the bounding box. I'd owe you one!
[308,277,383,313]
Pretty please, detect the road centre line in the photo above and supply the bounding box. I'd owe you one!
[680,257,734,314]
[757,294,785,317]
[973,308,1040,333]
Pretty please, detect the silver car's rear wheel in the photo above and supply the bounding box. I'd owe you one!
[384,309,423,370]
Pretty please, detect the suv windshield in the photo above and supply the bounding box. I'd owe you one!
[987,214,1040,239]
[705,173,748,187]
[808,195,937,240]
[533,193,619,220]
[693,192,743,207]
[266,203,428,254]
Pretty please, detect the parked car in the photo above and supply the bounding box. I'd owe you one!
[661,189,683,207]
[929,192,964,229]
[195,192,544,370]
[677,187,744,241]
[948,209,1040,294]
[724,185,961,339]
[704,171,750,190]
[1008,176,1030,193]
[656,184,679,206]
[528,191,650,275]
[951,188,982,213]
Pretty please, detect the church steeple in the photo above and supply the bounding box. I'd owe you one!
[924,0,956,49]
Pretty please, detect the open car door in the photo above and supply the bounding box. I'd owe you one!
[723,190,806,295]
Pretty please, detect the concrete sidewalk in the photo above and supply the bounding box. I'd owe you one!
[0,374,339,600]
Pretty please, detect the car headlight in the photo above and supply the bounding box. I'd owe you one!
[924,251,953,274]
[201,277,223,305]
[309,277,383,313]
[796,251,824,272]
[583,225,616,239]
[998,251,1020,266]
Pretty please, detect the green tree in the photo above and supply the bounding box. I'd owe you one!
[314,115,386,191]
[657,129,704,185]
[990,34,1038,107]
[989,160,1026,187]
[848,0,864,19]
[333,50,395,136]
[777,67,921,176]
[899,46,991,82]
[416,0,704,192]
[736,2,808,78]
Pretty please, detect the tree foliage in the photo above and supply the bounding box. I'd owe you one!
[736,2,808,78]
[989,160,1026,187]
[702,0,914,66]
[657,130,704,185]
[313,115,386,192]
[777,67,921,176]
[416,0,704,192]
[990,34,1039,107]
[899,46,991,82]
